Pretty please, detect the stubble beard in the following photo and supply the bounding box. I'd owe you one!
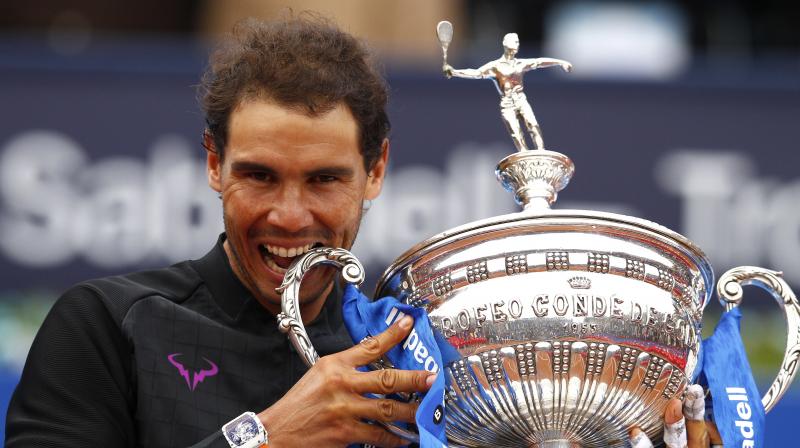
[220,204,366,310]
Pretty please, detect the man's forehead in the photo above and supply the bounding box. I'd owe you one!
[225,101,360,161]
[229,98,357,134]
[235,91,345,120]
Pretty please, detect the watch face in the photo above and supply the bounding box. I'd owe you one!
[224,415,259,445]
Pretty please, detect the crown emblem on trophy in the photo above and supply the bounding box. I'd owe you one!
[568,276,592,289]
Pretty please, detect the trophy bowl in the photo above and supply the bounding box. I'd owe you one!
[373,205,709,447]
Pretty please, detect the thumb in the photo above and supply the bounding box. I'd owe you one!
[629,427,654,448]
[663,399,688,448]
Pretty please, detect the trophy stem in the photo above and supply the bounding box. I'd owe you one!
[495,150,575,210]
[536,441,581,448]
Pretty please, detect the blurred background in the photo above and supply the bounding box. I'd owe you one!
[0,0,798,444]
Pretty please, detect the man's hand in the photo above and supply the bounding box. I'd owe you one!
[629,384,721,448]
[629,399,691,448]
[258,315,435,447]
[561,62,573,73]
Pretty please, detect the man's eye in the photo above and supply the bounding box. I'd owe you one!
[314,175,337,183]
[249,172,270,181]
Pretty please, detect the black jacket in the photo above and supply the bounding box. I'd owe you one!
[6,234,353,447]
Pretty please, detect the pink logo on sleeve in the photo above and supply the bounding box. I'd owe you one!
[167,353,219,391]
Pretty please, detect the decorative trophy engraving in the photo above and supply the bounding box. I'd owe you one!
[278,21,800,447]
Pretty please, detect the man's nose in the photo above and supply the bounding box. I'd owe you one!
[265,185,314,232]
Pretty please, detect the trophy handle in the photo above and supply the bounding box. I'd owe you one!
[716,266,800,413]
[276,247,365,367]
[275,247,420,443]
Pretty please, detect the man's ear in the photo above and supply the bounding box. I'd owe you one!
[365,139,390,200]
[204,131,222,193]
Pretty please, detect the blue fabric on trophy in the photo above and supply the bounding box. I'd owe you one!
[701,307,765,447]
[342,284,459,448]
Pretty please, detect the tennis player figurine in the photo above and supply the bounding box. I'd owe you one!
[438,22,572,151]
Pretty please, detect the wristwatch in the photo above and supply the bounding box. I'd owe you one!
[221,411,268,448]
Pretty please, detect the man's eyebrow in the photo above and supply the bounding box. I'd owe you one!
[229,161,277,175]
[306,166,355,178]
[229,162,355,178]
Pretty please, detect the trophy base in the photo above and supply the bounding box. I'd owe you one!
[443,340,684,448]
[495,150,574,210]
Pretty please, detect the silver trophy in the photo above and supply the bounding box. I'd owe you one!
[277,21,800,447]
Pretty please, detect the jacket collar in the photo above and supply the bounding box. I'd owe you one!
[190,234,348,343]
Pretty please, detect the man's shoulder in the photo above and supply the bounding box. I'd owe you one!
[59,260,204,326]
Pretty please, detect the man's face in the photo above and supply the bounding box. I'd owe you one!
[207,99,387,316]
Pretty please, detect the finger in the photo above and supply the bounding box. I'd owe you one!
[683,384,705,421]
[342,315,414,366]
[663,417,687,448]
[683,385,709,447]
[706,421,723,447]
[352,366,436,395]
[665,398,683,424]
[353,421,407,448]
[686,420,710,448]
[352,396,418,424]
[629,427,654,448]
[663,399,688,447]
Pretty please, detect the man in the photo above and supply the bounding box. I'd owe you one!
[6,15,712,448]
[444,32,572,151]
[6,16,431,448]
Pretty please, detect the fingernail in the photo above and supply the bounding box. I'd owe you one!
[399,315,413,329]
[426,373,437,387]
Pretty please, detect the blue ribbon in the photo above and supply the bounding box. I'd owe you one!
[700,307,765,447]
[342,284,458,447]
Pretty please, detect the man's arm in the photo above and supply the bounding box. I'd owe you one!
[521,57,572,73]
[5,289,138,447]
[443,61,496,80]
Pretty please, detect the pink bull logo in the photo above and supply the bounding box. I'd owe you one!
[167,353,219,391]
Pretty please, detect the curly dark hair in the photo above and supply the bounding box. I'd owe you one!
[199,15,390,170]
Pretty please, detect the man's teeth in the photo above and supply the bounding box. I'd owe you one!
[262,243,317,275]
[264,256,287,274]
[263,243,314,258]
